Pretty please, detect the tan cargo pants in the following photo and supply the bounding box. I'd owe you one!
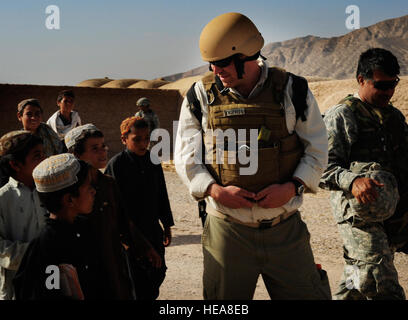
[202,212,332,300]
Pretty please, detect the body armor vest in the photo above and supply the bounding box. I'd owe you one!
[202,68,304,193]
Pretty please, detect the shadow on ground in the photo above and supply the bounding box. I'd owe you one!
[171,234,201,246]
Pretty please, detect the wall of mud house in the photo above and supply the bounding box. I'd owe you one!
[0,84,183,160]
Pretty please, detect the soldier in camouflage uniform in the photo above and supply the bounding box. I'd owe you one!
[135,97,160,150]
[320,48,408,300]
[134,97,160,133]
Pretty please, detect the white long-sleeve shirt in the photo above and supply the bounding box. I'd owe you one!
[0,177,48,300]
[174,59,328,223]
[47,110,82,140]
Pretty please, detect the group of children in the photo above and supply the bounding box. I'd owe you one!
[0,91,173,300]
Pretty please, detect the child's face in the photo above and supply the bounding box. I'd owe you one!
[17,144,46,184]
[72,172,95,214]
[58,96,75,114]
[122,127,150,156]
[17,105,42,132]
[79,137,108,169]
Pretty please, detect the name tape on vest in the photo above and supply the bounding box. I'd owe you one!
[223,108,245,117]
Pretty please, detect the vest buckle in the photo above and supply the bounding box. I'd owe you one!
[259,219,274,229]
[271,141,280,149]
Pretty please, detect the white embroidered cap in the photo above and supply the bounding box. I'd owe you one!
[64,124,99,150]
[33,153,81,193]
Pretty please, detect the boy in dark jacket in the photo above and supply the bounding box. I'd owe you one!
[105,116,174,300]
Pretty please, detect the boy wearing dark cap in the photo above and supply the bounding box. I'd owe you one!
[0,131,47,299]
[64,124,161,299]
[17,98,64,157]
[105,116,174,300]
[47,90,82,140]
[13,154,98,300]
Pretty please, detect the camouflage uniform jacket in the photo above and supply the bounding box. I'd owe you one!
[319,93,408,223]
[134,109,160,132]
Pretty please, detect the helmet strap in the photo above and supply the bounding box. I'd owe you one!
[208,51,263,79]
[233,56,245,79]
[234,51,262,79]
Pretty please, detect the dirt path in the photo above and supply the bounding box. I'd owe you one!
[158,170,408,300]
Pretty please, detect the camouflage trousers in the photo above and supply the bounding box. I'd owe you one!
[335,217,405,300]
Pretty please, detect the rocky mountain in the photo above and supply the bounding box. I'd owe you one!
[163,15,408,81]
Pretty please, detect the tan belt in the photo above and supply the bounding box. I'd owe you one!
[206,206,298,229]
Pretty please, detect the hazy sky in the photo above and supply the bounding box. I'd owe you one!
[1,0,407,85]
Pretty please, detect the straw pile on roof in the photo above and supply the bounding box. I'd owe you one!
[101,79,144,88]
[76,78,113,87]
[129,79,170,89]
[159,74,206,96]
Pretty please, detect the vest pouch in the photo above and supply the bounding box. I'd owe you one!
[278,133,304,182]
[279,133,301,152]
[219,147,280,193]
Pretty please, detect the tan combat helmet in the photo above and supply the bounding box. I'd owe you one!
[199,12,264,62]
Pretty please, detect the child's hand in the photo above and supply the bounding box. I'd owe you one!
[163,227,172,247]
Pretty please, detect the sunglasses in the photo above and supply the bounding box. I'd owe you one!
[372,77,400,91]
[209,56,235,68]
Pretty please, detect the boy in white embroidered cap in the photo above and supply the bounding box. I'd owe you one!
[64,124,99,151]
[13,154,100,300]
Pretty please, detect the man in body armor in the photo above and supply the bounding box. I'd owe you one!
[320,48,407,300]
[174,12,330,299]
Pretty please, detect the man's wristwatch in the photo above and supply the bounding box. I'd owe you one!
[291,179,305,196]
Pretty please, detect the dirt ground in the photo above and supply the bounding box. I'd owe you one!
[158,169,408,300]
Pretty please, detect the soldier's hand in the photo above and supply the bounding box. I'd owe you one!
[163,226,172,247]
[254,182,295,208]
[207,184,255,209]
[351,177,384,204]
